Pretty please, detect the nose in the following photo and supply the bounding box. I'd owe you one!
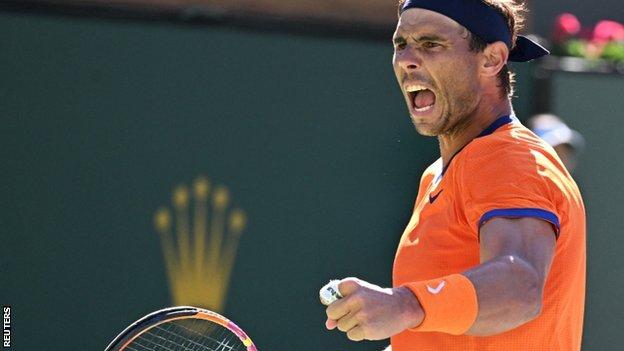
[394,49,421,72]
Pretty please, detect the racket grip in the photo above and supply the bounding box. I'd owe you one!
[319,280,343,305]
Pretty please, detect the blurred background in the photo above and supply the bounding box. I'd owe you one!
[1,0,622,349]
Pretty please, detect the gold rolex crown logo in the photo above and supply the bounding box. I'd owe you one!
[154,176,246,312]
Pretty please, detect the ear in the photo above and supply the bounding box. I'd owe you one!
[480,41,509,77]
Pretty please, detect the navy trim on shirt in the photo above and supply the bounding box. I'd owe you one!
[479,208,561,238]
[477,115,514,138]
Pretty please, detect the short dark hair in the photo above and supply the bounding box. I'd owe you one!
[397,0,527,97]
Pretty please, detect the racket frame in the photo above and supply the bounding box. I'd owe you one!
[105,306,257,351]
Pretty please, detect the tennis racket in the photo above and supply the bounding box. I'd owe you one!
[105,306,258,351]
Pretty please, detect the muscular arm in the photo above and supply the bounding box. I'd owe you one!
[323,217,556,340]
[463,216,556,336]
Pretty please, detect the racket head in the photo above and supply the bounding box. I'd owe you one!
[105,306,257,351]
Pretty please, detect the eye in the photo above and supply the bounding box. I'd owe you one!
[393,38,407,50]
[395,42,407,50]
[422,41,441,49]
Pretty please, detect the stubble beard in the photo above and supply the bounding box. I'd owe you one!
[434,92,479,138]
[412,110,451,137]
[410,80,480,138]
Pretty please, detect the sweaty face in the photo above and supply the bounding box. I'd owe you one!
[393,9,482,136]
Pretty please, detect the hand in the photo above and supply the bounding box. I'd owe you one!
[324,278,424,341]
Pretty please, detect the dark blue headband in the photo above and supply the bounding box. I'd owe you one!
[400,0,549,62]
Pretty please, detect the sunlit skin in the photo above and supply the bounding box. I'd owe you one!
[392,8,512,167]
[323,8,557,347]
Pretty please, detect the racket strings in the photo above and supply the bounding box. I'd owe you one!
[126,318,246,351]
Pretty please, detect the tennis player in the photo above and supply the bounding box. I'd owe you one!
[322,1,586,350]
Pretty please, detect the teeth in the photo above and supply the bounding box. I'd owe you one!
[405,85,428,92]
[414,105,434,112]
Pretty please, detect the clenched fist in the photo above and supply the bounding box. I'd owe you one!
[323,278,424,341]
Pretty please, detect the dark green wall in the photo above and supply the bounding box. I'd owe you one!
[550,72,624,350]
[2,9,619,351]
[0,11,438,350]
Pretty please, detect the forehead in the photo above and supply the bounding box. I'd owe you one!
[395,8,464,37]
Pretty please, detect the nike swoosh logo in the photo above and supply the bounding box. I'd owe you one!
[426,281,446,294]
[429,189,443,204]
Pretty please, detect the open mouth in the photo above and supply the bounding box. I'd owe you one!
[406,85,437,113]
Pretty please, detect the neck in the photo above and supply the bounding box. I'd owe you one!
[438,96,512,168]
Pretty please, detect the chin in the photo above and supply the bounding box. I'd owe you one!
[411,115,445,137]
[412,121,440,137]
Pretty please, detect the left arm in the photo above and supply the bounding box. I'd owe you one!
[324,217,556,340]
[464,216,555,335]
